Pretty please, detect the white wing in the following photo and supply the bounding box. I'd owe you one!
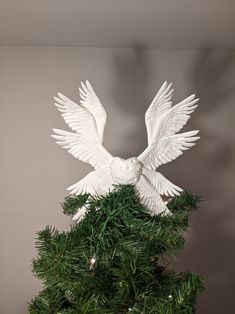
[79,80,107,142]
[70,169,114,223]
[72,206,87,222]
[145,81,174,145]
[142,168,183,197]
[52,83,113,169]
[54,90,98,140]
[52,129,113,169]
[136,175,171,216]
[138,83,199,170]
[54,81,106,142]
[67,168,114,195]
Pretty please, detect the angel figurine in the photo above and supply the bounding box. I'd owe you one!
[52,81,199,222]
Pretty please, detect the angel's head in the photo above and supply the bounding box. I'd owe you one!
[110,157,142,185]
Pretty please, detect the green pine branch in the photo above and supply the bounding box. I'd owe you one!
[29,185,204,313]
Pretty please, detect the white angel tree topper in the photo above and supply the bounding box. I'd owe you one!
[52,81,199,222]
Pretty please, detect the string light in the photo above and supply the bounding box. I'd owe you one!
[118,280,128,288]
[178,297,184,304]
[168,294,173,300]
[89,256,96,269]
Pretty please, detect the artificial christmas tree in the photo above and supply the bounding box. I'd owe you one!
[29,81,204,313]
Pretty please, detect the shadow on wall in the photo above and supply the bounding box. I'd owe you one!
[178,47,235,314]
[111,45,151,158]
[111,46,235,313]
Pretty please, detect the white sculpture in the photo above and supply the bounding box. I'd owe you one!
[52,81,199,222]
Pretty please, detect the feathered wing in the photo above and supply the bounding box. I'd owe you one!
[52,82,113,170]
[79,80,107,142]
[70,169,114,223]
[72,206,87,222]
[54,89,98,140]
[145,81,174,145]
[142,168,183,197]
[138,82,200,170]
[54,81,106,143]
[136,175,171,216]
[67,168,114,196]
[52,129,112,169]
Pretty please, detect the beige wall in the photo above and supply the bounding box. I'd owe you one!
[0,46,235,313]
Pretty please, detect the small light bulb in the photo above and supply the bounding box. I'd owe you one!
[89,256,96,269]
[168,294,173,300]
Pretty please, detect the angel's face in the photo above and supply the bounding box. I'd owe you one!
[110,157,142,185]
